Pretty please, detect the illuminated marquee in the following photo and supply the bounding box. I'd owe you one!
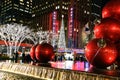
[68,7,74,38]
[52,11,57,33]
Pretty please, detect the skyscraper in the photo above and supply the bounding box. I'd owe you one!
[31,0,70,31]
[0,0,32,26]
[31,0,54,31]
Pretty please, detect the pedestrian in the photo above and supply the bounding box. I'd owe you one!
[22,52,25,63]
[15,51,18,63]
[12,53,15,63]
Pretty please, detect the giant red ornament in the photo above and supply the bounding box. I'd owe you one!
[102,0,120,21]
[115,42,120,67]
[35,43,54,63]
[30,45,37,60]
[94,18,120,42]
[85,38,118,68]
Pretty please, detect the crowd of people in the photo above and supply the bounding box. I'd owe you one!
[53,52,86,62]
[11,51,32,63]
[8,51,86,64]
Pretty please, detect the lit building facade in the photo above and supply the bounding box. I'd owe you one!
[67,0,102,48]
[21,0,102,48]
[31,0,54,31]
[31,0,70,31]
[0,0,102,48]
[0,0,32,26]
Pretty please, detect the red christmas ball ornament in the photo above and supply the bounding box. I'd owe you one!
[115,42,120,67]
[30,45,37,60]
[94,22,104,39]
[85,38,118,68]
[102,0,120,21]
[94,18,120,42]
[35,43,54,63]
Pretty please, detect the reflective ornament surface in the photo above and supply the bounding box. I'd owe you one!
[30,45,37,60]
[85,38,118,68]
[94,18,120,43]
[102,0,120,21]
[35,43,54,63]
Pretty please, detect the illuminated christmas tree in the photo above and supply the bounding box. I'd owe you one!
[58,15,66,49]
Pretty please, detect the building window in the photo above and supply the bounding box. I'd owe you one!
[46,2,48,4]
[14,4,19,7]
[32,14,35,17]
[12,18,16,21]
[20,20,23,22]
[27,1,29,4]
[84,10,86,13]
[20,9,23,11]
[20,2,24,5]
[30,0,32,2]
[87,11,90,14]
[9,18,11,21]
[37,23,39,26]
[27,4,29,7]
[20,0,23,2]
